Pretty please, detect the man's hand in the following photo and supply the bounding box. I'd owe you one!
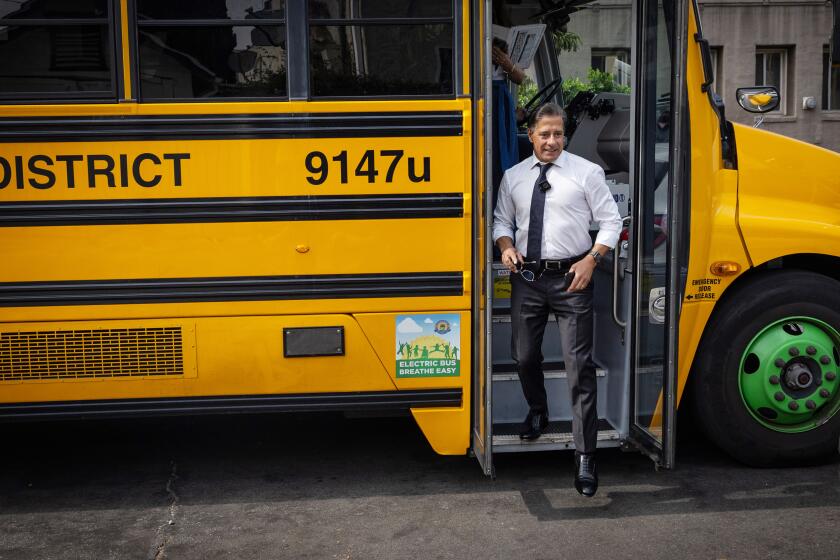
[496,237,523,273]
[501,247,524,273]
[568,245,609,291]
[568,255,596,292]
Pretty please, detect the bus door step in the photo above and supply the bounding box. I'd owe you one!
[491,419,620,453]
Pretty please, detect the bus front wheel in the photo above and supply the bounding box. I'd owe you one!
[692,270,840,466]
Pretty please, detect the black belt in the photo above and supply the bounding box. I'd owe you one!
[540,252,589,271]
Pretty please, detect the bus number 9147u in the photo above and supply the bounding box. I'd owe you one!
[304,150,431,186]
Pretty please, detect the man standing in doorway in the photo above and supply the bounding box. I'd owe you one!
[492,103,621,497]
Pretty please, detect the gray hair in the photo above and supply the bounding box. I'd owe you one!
[528,102,567,130]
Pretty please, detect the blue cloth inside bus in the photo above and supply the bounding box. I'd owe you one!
[492,79,519,190]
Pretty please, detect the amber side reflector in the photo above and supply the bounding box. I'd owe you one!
[710,261,741,276]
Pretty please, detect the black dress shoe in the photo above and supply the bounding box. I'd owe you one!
[574,452,598,497]
[519,412,548,440]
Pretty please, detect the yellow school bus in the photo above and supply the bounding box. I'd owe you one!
[1,0,838,473]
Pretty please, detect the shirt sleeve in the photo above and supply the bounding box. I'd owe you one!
[584,165,622,249]
[492,172,516,244]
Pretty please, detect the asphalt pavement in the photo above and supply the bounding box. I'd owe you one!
[1,412,838,560]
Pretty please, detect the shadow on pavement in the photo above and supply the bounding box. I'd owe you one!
[1,412,838,521]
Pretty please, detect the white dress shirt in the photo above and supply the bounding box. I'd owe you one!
[492,150,622,259]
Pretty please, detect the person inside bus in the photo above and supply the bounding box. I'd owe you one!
[656,110,671,143]
[492,38,526,189]
[492,103,622,497]
[491,0,527,188]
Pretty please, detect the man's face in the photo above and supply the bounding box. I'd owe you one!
[528,115,564,162]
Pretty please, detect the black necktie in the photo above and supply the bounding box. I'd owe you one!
[526,162,552,262]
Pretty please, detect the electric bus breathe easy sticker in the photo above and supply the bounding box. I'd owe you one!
[395,314,461,378]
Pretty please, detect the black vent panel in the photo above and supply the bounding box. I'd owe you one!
[0,327,184,381]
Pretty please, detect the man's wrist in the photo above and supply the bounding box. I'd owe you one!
[496,236,515,253]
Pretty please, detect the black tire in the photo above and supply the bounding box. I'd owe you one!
[691,269,840,466]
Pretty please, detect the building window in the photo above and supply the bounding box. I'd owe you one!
[823,47,840,111]
[136,0,287,100]
[308,0,454,98]
[755,47,789,113]
[710,46,723,93]
[591,48,630,87]
[0,0,116,101]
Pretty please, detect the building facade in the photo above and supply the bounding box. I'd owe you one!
[698,0,839,152]
[560,0,840,151]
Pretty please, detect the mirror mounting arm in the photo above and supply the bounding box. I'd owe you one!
[694,32,736,168]
[694,33,714,93]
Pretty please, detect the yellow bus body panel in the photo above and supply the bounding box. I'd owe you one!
[356,312,471,455]
[676,5,752,408]
[0,311,470,456]
[0,315,397,400]
[0,98,473,455]
[0,219,466,287]
[677,3,840,417]
[0,137,467,202]
[734,125,840,265]
[0,100,469,119]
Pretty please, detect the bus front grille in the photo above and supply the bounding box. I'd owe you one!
[0,327,184,381]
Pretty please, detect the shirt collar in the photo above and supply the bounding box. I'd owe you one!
[530,150,566,169]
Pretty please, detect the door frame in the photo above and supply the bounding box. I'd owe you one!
[626,0,688,469]
[471,0,688,472]
[472,0,494,477]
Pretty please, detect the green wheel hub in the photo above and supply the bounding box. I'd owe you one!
[739,317,840,433]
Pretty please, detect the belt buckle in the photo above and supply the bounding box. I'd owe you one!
[544,260,561,271]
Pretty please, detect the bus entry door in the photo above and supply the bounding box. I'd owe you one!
[625,0,685,468]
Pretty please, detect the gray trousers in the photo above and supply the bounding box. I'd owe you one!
[510,270,598,453]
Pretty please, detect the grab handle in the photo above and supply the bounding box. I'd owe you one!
[612,216,631,329]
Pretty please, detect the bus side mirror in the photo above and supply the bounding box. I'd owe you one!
[735,86,780,113]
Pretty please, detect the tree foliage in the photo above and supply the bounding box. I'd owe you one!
[517,67,630,110]
[517,77,538,108]
[553,31,582,53]
[561,68,630,100]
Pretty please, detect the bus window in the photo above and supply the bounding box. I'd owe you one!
[0,0,115,101]
[308,0,454,98]
[136,0,287,100]
[308,0,452,18]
